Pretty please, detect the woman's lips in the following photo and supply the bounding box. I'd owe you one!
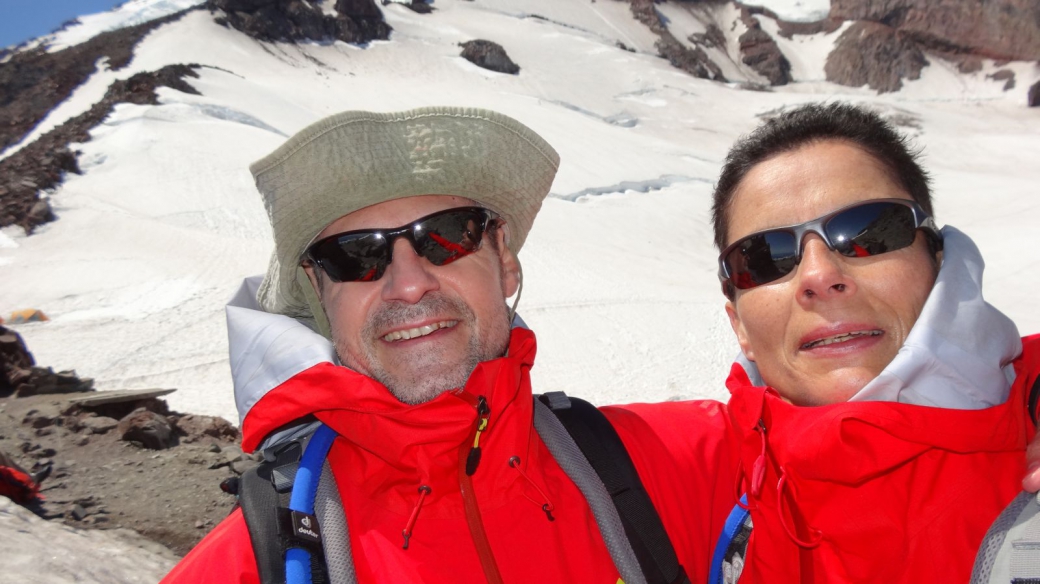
[800,329,883,350]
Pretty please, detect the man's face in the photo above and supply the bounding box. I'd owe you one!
[303,195,520,405]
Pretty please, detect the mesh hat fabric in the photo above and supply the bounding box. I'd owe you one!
[250,106,560,318]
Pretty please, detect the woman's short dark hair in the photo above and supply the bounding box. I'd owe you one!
[711,102,933,250]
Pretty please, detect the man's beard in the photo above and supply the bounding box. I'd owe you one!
[331,292,510,405]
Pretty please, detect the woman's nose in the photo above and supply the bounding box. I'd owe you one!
[795,235,855,302]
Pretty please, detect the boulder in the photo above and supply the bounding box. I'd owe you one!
[171,414,240,443]
[1029,80,1040,107]
[825,21,927,93]
[117,408,176,450]
[459,40,520,74]
[79,415,120,435]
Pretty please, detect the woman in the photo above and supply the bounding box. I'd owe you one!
[709,103,1040,582]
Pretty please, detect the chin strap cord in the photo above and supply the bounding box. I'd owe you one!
[508,261,524,326]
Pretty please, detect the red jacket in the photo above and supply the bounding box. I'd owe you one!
[727,334,1040,583]
[163,327,737,583]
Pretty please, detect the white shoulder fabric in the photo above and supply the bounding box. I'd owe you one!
[735,226,1021,410]
[226,276,337,425]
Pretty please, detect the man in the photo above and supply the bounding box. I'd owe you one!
[162,107,737,583]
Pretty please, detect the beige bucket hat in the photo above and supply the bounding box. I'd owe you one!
[250,106,561,321]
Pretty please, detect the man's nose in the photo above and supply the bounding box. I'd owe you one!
[380,237,439,304]
[795,235,856,302]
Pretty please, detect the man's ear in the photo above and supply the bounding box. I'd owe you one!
[493,226,520,298]
[301,262,324,302]
[725,298,755,361]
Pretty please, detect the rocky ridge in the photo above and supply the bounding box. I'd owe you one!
[1,326,248,557]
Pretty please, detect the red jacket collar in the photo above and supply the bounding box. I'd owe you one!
[726,342,1034,486]
[240,328,538,490]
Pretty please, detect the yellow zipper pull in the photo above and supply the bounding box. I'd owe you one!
[465,396,490,476]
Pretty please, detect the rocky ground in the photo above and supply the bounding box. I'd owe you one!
[0,326,252,561]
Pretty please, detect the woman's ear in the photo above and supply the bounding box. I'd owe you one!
[726,298,755,361]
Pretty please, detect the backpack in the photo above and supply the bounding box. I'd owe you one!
[234,392,691,584]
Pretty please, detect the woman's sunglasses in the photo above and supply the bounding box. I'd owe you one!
[304,206,499,283]
[718,198,943,298]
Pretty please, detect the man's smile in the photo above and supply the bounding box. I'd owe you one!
[382,320,459,342]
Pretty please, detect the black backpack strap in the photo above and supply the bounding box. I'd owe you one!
[240,462,288,584]
[539,391,690,584]
[239,428,330,584]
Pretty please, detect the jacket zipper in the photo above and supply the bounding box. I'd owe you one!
[458,394,504,584]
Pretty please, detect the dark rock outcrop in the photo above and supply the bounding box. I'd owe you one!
[775,18,844,39]
[689,24,725,50]
[739,11,791,86]
[13,368,95,397]
[628,0,725,82]
[825,21,927,93]
[0,326,35,395]
[208,0,391,44]
[987,69,1016,91]
[0,10,193,155]
[830,0,1040,62]
[0,64,201,233]
[1029,80,1040,107]
[459,40,520,74]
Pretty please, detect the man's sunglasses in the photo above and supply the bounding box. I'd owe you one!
[304,206,499,283]
[718,198,943,298]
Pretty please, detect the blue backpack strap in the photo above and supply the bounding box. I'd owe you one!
[709,495,750,584]
[284,423,337,584]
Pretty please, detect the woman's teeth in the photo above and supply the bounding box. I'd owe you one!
[802,330,881,349]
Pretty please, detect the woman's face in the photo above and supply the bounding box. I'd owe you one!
[724,140,939,406]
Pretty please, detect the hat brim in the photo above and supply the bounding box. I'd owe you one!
[250,106,560,319]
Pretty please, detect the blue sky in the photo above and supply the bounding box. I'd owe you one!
[1,1,127,48]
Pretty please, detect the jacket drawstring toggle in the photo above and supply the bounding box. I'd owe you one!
[466,396,491,476]
[777,467,822,548]
[402,485,432,550]
[509,456,555,521]
[751,419,767,498]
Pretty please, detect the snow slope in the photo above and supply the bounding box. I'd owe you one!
[1,0,1038,424]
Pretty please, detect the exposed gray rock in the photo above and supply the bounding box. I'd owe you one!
[1029,80,1040,107]
[830,0,1040,62]
[172,414,240,443]
[825,21,927,93]
[208,0,391,44]
[459,40,520,74]
[79,415,119,435]
[0,327,34,396]
[738,13,791,86]
[987,69,1016,91]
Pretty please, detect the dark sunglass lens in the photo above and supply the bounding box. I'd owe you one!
[726,231,799,289]
[414,210,486,266]
[315,232,388,282]
[827,202,916,258]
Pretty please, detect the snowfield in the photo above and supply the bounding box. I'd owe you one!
[2,0,1039,428]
